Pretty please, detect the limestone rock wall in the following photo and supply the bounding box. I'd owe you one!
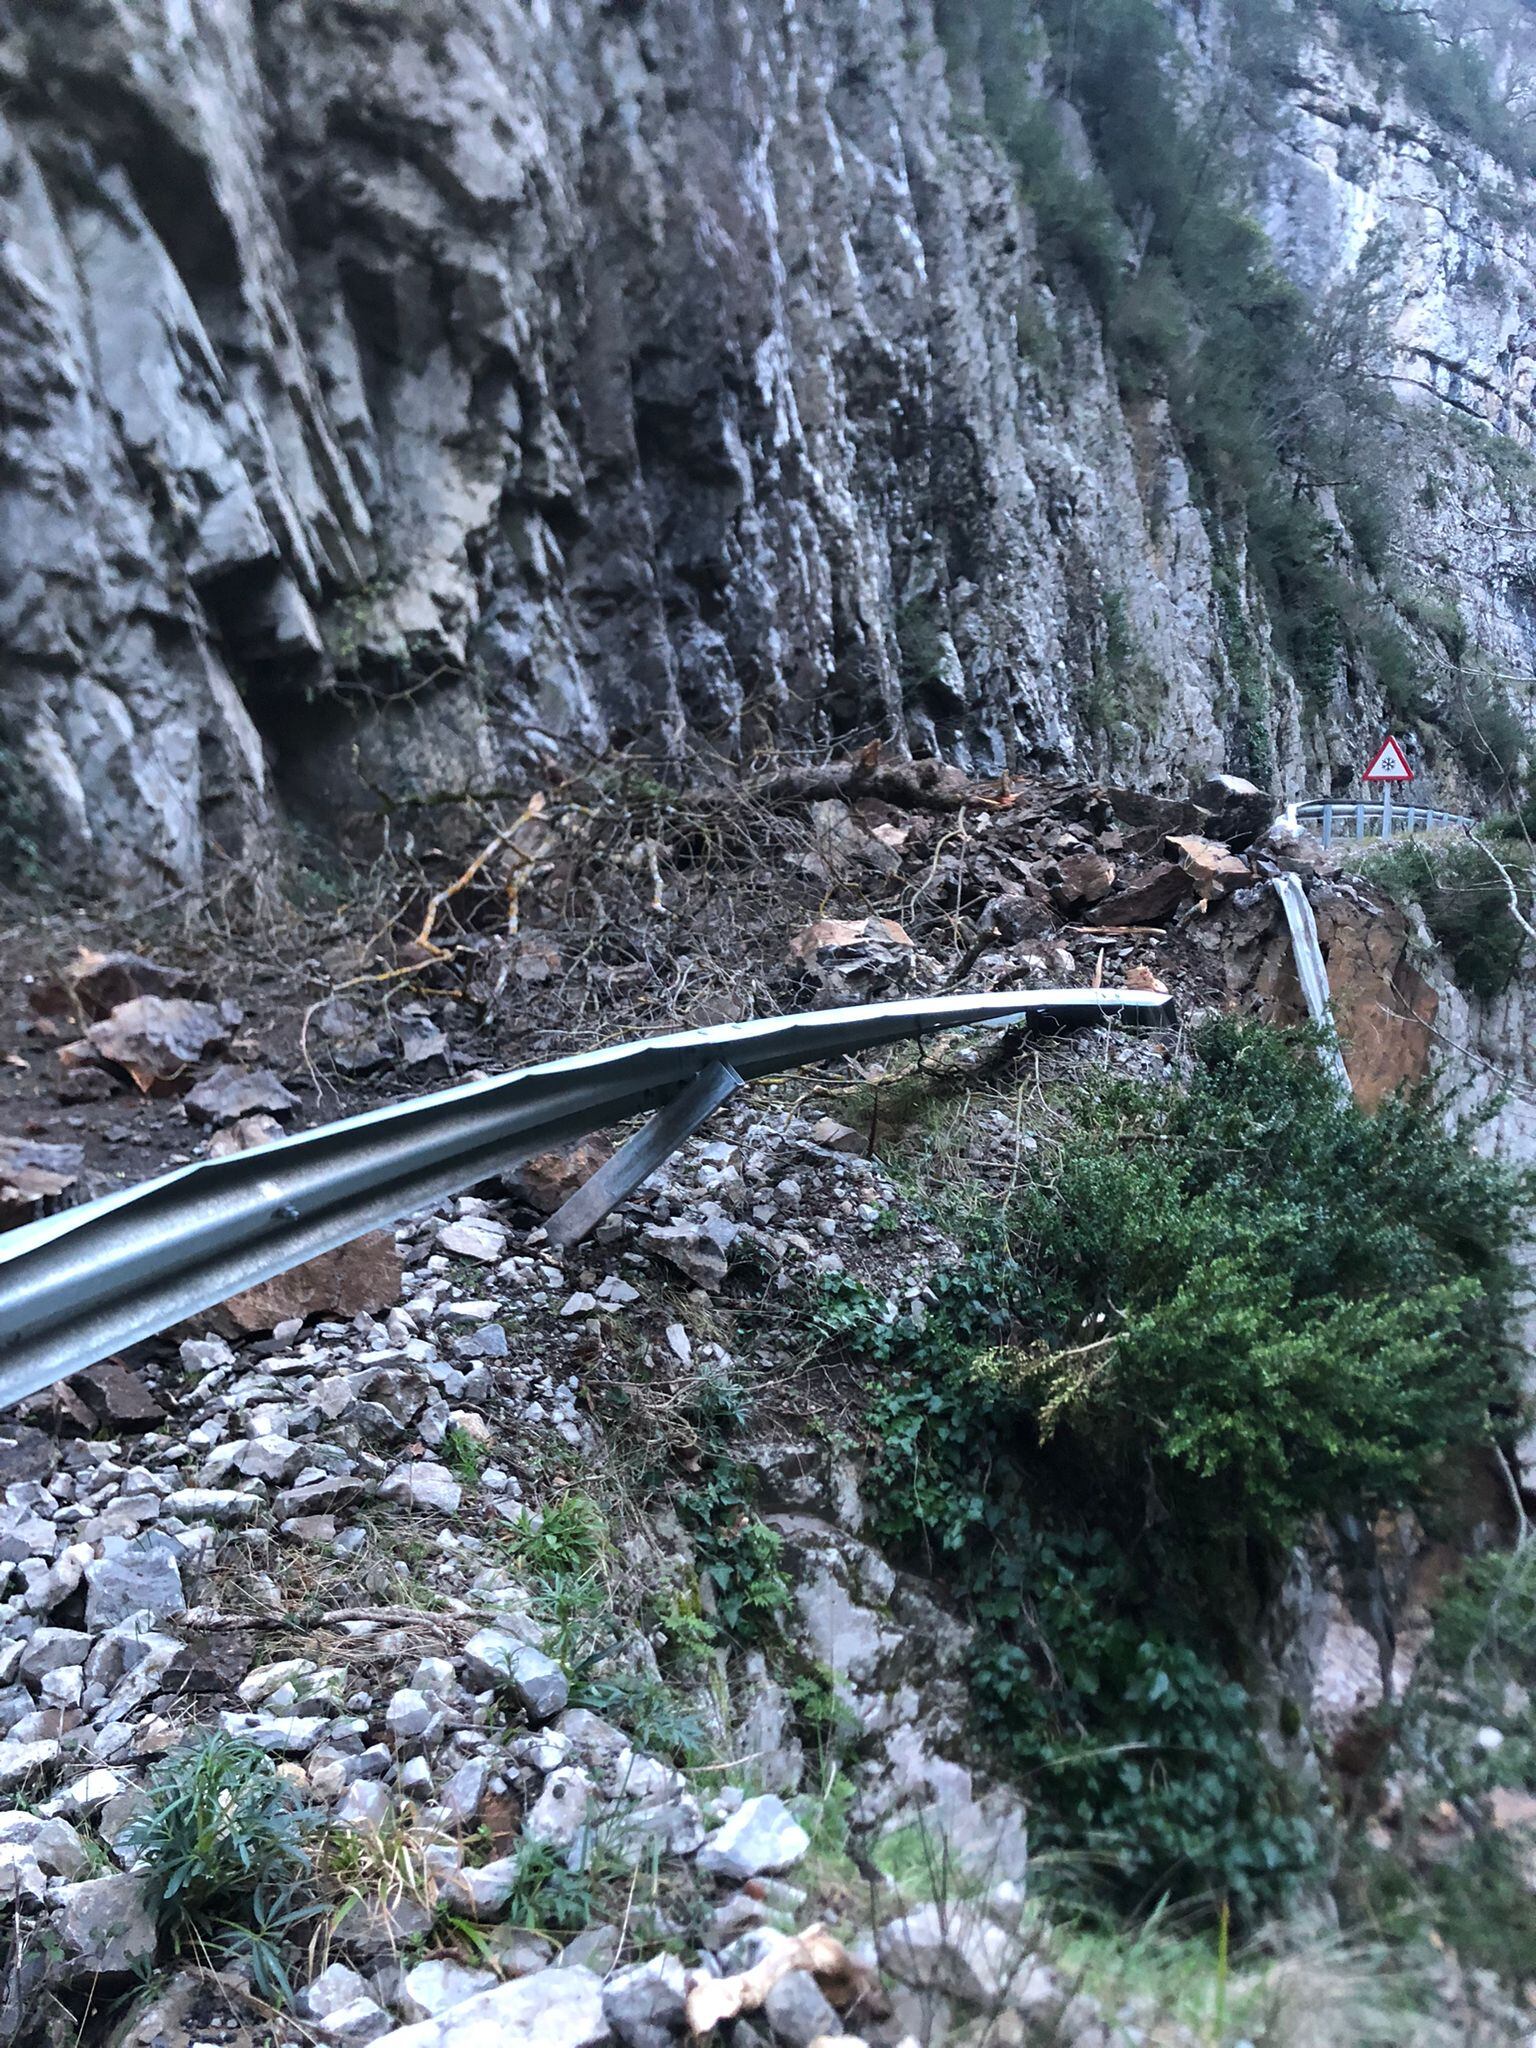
[1,0,1532,896]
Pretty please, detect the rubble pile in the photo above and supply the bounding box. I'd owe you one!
[0,1079,1169,2048]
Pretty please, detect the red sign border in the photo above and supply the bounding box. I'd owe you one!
[1362,735,1414,783]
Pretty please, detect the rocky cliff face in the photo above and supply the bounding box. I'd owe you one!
[1,0,1532,898]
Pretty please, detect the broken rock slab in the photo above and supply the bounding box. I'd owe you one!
[57,1871,157,1976]
[211,1231,401,1333]
[369,1959,609,2048]
[184,1063,301,1125]
[84,996,230,1092]
[696,1794,810,1881]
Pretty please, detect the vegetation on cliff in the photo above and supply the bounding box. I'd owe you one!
[814,1020,1529,1926]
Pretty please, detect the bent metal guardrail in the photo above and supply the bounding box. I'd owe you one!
[1284,798,1475,846]
[0,987,1171,1411]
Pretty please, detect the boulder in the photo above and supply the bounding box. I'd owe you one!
[402,1961,500,2022]
[366,1962,608,2048]
[57,1872,157,1976]
[215,1232,401,1332]
[696,1795,809,1881]
[184,1064,300,1125]
[84,1537,185,1630]
[1194,773,1274,850]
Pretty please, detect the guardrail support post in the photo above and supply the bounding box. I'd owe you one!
[544,1060,745,1251]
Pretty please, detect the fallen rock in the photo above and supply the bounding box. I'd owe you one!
[85,1538,186,1630]
[184,1064,301,1126]
[57,1871,157,1976]
[1166,833,1250,905]
[214,1232,401,1333]
[1082,862,1191,927]
[85,997,229,1093]
[876,1902,1016,2007]
[763,1971,841,2048]
[314,997,397,1076]
[402,1960,499,2022]
[1048,850,1116,911]
[437,1217,510,1263]
[463,1633,568,1720]
[0,1811,88,1877]
[319,1998,395,2045]
[366,1960,608,2048]
[399,1015,450,1068]
[525,1767,593,1850]
[0,1738,60,1794]
[207,1113,287,1157]
[301,1963,376,2020]
[73,1360,166,1431]
[642,1215,737,1292]
[603,1955,687,2048]
[0,1137,82,1226]
[61,949,201,1018]
[788,917,917,995]
[380,1463,463,1516]
[697,1794,810,1881]
[507,1138,615,1214]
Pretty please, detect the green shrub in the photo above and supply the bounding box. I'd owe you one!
[126,1732,318,2001]
[814,1020,1525,1923]
[1364,838,1534,998]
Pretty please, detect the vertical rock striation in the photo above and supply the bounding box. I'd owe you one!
[0,0,1530,895]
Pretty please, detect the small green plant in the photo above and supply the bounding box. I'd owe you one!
[495,1836,605,1933]
[125,1733,318,2002]
[676,1461,791,1643]
[506,1492,609,1577]
[441,1424,489,1486]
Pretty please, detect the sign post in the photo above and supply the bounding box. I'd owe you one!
[1362,734,1413,840]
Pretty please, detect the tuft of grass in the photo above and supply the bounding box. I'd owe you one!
[504,1491,610,1578]
[125,1732,319,2003]
[441,1423,490,1486]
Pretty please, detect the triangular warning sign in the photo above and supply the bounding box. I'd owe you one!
[1362,735,1414,782]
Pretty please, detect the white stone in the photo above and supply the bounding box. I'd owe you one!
[366,1968,607,2048]
[381,1464,463,1516]
[696,1794,809,1881]
[402,1960,499,2021]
